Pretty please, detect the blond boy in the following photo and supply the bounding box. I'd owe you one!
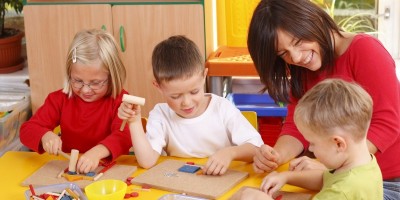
[233,79,383,199]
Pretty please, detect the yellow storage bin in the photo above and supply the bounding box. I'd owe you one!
[217,0,260,47]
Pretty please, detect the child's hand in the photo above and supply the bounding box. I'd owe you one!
[76,150,101,174]
[41,131,62,155]
[260,171,287,196]
[253,145,280,173]
[118,101,141,122]
[203,148,233,175]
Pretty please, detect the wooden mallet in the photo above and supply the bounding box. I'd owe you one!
[119,94,146,131]
[58,150,70,160]
[68,149,79,173]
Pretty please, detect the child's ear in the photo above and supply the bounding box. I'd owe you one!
[332,136,347,152]
[152,80,160,89]
[203,68,208,78]
[152,80,162,93]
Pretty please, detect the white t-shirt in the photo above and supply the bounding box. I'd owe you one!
[146,93,264,158]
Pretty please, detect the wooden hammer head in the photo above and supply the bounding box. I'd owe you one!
[122,94,146,106]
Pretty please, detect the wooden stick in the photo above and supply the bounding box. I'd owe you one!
[62,173,94,181]
[56,190,66,200]
[68,149,79,173]
[93,161,117,181]
[57,170,65,178]
[58,150,70,160]
[66,188,79,200]
[57,167,69,178]
[119,94,145,131]
[31,196,45,200]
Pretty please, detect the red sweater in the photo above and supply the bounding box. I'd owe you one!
[281,34,400,180]
[20,90,132,160]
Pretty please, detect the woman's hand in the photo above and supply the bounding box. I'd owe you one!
[253,145,280,173]
[41,131,62,155]
[288,156,327,171]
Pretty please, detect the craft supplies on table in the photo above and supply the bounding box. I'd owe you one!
[24,182,87,200]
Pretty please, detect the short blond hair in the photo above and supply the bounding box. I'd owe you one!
[63,29,126,98]
[294,79,373,141]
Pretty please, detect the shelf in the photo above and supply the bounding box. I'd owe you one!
[206,46,258,77]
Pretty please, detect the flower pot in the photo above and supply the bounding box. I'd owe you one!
[0,30,25,73]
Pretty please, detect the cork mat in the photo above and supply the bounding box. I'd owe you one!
[22,160,137,189]
[131,160,249,199]
[230,186,315,199]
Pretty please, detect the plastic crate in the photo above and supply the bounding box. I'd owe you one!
[205,46,257,77]
[24,182,87,200]
[227,93,287,117]
[0,97,31,153]
[227,93,286,146]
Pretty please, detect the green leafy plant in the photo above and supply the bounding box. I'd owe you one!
[0,0,23,38]
[311,0,377,34]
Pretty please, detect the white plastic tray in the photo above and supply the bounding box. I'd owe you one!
[24,182,87,200]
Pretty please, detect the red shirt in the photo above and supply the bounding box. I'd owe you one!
[281,34,400,180]
[20,89,132,160]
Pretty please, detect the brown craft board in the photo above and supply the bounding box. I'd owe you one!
[22,160,137,189]
[231,187,314,200]
[131,159,249,199]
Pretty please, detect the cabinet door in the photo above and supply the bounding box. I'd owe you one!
[24,5,113,113]
[112,4,205,117]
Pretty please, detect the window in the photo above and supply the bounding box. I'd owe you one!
[314,0,400,78]
[378,0,400,79]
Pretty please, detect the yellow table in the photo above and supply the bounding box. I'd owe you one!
[0,151,308,199]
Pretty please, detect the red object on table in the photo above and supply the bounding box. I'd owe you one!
[100,161,116,173]
[29,184,36,196]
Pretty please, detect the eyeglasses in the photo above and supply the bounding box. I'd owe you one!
[70,79,108,90]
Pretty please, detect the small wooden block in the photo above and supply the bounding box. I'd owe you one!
[178,165,201,173]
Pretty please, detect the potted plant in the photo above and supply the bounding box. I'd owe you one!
[0,0,24,73]
[312,0,377,34]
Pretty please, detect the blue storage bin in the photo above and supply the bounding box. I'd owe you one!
[227,93,287,117]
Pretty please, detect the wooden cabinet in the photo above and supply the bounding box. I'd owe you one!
[112,4,205,116]
[24,4,113,113]
[24,2,205,117]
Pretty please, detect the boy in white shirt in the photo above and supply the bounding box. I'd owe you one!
[118,35,264,175]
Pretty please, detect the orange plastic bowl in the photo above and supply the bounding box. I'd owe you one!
[85,179,127,200]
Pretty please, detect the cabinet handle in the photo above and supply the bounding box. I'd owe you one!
[119,26,126,52]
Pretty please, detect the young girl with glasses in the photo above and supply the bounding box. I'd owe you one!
[20,29,132,173]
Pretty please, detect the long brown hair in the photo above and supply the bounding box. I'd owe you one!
[247,0,342,102]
